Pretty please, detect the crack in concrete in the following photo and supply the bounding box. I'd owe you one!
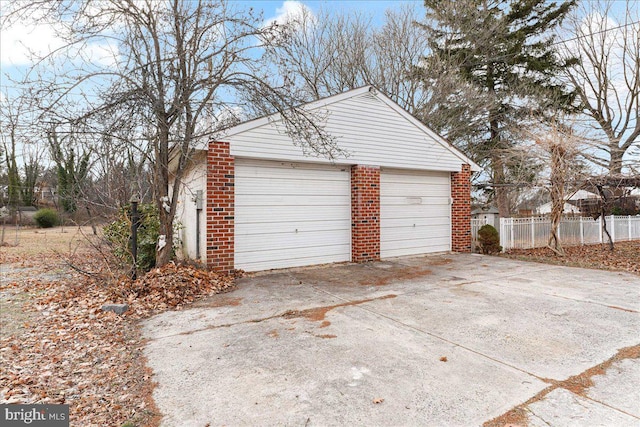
[147,293,398,341]
[484,344,640,426]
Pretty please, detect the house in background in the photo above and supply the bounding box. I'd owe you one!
[471,206,499,229]
[534,190,600,216]
[173,86,480,273]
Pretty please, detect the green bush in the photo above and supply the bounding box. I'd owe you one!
[104,203,160,272]
[34,208,60,228]
[477,224,502,254]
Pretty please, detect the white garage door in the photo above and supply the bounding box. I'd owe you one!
[381,169,451,258]
[235,159,351,271]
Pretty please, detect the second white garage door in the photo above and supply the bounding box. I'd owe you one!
[380,169,451,258]
[235,160,351,272]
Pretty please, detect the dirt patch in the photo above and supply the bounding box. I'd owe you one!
[484,344,640,427]
[315,334,337,339]
[283,294,397,322]
[0,291,34,339]
[364,266,432,287]
[195,296,243,308]
[267,329,279,338]
[502,240,640,276]
[0,226,100,263]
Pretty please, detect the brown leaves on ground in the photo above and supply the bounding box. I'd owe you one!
[502,240,640,275]
[1,254,236,427]
[108,262,237,317]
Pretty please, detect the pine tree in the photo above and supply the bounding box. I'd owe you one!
[421,0,577,215]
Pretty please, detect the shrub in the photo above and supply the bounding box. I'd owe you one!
[477,224,502,254]
[34,208,60,228]
[104,203,160,272]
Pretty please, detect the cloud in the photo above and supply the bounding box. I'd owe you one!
[264,1,313,28]
[0,19,66,67]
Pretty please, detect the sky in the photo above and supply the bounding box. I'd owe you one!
[0,0,419,70]
[0,0,637,171]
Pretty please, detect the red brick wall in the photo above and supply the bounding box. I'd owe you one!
[206,141,234,273]
[351,165,380,262]
[451,164,472,252]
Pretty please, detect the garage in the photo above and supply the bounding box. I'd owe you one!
[175,85,478,273]
[381,169,451,258]
[234,159,351,272]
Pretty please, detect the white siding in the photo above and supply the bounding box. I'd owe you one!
[235,159,351,271]
[380,169,451,258]
[174,153,207,261]
[226,92,465,172]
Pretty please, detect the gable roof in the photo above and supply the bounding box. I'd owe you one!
[201,86,481,172]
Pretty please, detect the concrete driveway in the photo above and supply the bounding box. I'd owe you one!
[142,254,640,426]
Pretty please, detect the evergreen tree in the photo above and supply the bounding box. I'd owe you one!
[421,0,577,215]
[48,129,90,213]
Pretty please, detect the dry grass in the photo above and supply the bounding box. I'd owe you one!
[0,226,101,262]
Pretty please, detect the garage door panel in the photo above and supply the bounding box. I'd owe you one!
[236,164,350,180]
[380,221,448,241]
[235,160,351,271]
[236,179,349,196]
[382,217,450,229]
[237,206,351,223]
[379,183,450,197]
[382,238,451,258]
[381,204,450,219]
[239,250,351,272]
[237,220,350,235]
[236,229,351,252]
[381,169,451,258]
[236,194,351,207]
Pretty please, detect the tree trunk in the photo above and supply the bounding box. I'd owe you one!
[547,144,565,256]
[492,154,510,217]
[155,120,174,267]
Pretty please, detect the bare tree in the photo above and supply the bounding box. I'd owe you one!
[5,0,336,267]
[561,0,640,174]
[266,4,492,154]
[530,120,583,255]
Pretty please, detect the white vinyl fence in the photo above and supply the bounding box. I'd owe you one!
[496,215,640,250]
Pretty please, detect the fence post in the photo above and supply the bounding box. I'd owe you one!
[579,216,584,245]
[558,218,561,241]
[510,218,514,250]
[531,217,535,248]
[610,215,615,242]
[629,215,632,241]
[599,216,603,243]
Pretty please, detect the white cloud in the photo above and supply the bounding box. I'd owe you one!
[0,19,66,67]
[265,1,313,28]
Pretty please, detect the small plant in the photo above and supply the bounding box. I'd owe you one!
[33,208,60,228]
[477,224,502,254]
[104,203,161,272]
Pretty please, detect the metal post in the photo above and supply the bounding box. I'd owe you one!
[195,190,203,259]
[130,194,140,280]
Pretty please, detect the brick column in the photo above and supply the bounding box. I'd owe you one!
[206,141,234,273]
[351,165,380,262]
[451,164,471,253]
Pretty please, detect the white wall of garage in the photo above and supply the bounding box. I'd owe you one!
[210,87,479,173]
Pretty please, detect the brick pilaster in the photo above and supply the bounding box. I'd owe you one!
[351,165,380,262]
[206,141,234,273]
[451,164,472,253]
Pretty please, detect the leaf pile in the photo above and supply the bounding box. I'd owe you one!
[1,257,237,427]
[108,262,237,317]
[503,240,640,275]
